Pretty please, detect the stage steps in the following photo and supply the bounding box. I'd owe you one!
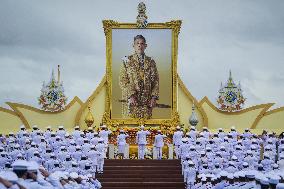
[97,159,184,189]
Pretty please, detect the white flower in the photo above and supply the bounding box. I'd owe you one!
[122,56,129,63]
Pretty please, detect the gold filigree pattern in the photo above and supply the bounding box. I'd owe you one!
[103,20,181,130]
[165,20,182,35]
[102,20,119,35]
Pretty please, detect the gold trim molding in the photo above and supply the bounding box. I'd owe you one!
[0,107,19,116]
[251,103,274,129]
[102,20,182,128]
[199,96,275,129]
[199,96,273,115]
[264,106,284,116]
[7,96,83,129]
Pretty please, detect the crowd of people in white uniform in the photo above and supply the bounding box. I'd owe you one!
[0,124,283,189]
[0,125,112,189]
[172,126,284,189]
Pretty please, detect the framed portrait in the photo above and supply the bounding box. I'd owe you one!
[102,20,181,127]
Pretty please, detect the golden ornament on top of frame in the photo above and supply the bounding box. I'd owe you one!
[102,20,182,130]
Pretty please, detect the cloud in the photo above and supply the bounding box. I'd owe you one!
[0,0,284,110]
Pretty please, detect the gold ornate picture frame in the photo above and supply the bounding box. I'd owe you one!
[102,20,182,128]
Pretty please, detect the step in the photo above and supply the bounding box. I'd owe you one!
[101,181,185,187]
[103,165,181,170]
[99,178,184,182]
[99,159,184,189]
[103,188,183,189]
[104,159,180,164]
[101,170,181,174]
[97,173,183,178]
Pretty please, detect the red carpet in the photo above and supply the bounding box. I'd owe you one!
[97,159,185,189]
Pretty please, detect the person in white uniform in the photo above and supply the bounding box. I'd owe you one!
[173,126,183,159]
[136,125,150,159]
[153,130,166,160]
[117,130,129,159]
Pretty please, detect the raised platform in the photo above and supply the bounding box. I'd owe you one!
[97,159,184,189]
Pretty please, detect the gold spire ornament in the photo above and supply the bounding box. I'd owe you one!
[85,103,94,128]
[57,65,60,83]
[136,2,148,28]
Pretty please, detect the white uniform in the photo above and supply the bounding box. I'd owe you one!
[99,130,111,146]
[96,142,106,173]
[117,133,129,156]
[154,133,166,160]
[136,130,150,159]
[173,130,183,159]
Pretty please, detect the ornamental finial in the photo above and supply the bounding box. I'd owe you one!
[137,2,148,28]
[217,70,246,112]
[189,104,199,127]
[38,66,67,112]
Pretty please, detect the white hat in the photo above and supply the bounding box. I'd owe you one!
[75,146,81,149]
[231,155,238,160]
[227,173,234,179]
[233,172,239,178]
[70,172,78,179]
[140,125,145,129]
[219,171,228,177]
[60,146,66,150]
[231,126,236,129]
[245,170,256,178]
[27,161,39,171]
[74,125,80,129]
[176,126,180,129]
[188,161,195,165]
[12,160,28,170]
[98,138,104,142]
[70,140,76,144]
[0,171,18,182]
[60,172,68,180]
[20,125,25,129]
[86,174,92,178]
[32,125,38,128]
[276,183,284,189]
[58,125,64,129]
[269,176,280,184]
[181,138,188,142]
[101,125,107,128]
[201,177,207,181]
[46,126,51,129]
[260,177,269,185]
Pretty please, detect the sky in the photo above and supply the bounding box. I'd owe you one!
[0,0,284,110]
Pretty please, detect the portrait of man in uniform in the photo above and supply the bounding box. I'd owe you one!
[119,35,159,119]
[110,28,173,121]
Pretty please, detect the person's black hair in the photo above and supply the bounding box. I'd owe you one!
[13,170,27,178]
[134,35,146,43]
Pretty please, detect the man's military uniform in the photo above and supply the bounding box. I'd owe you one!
[119,53,159,119]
